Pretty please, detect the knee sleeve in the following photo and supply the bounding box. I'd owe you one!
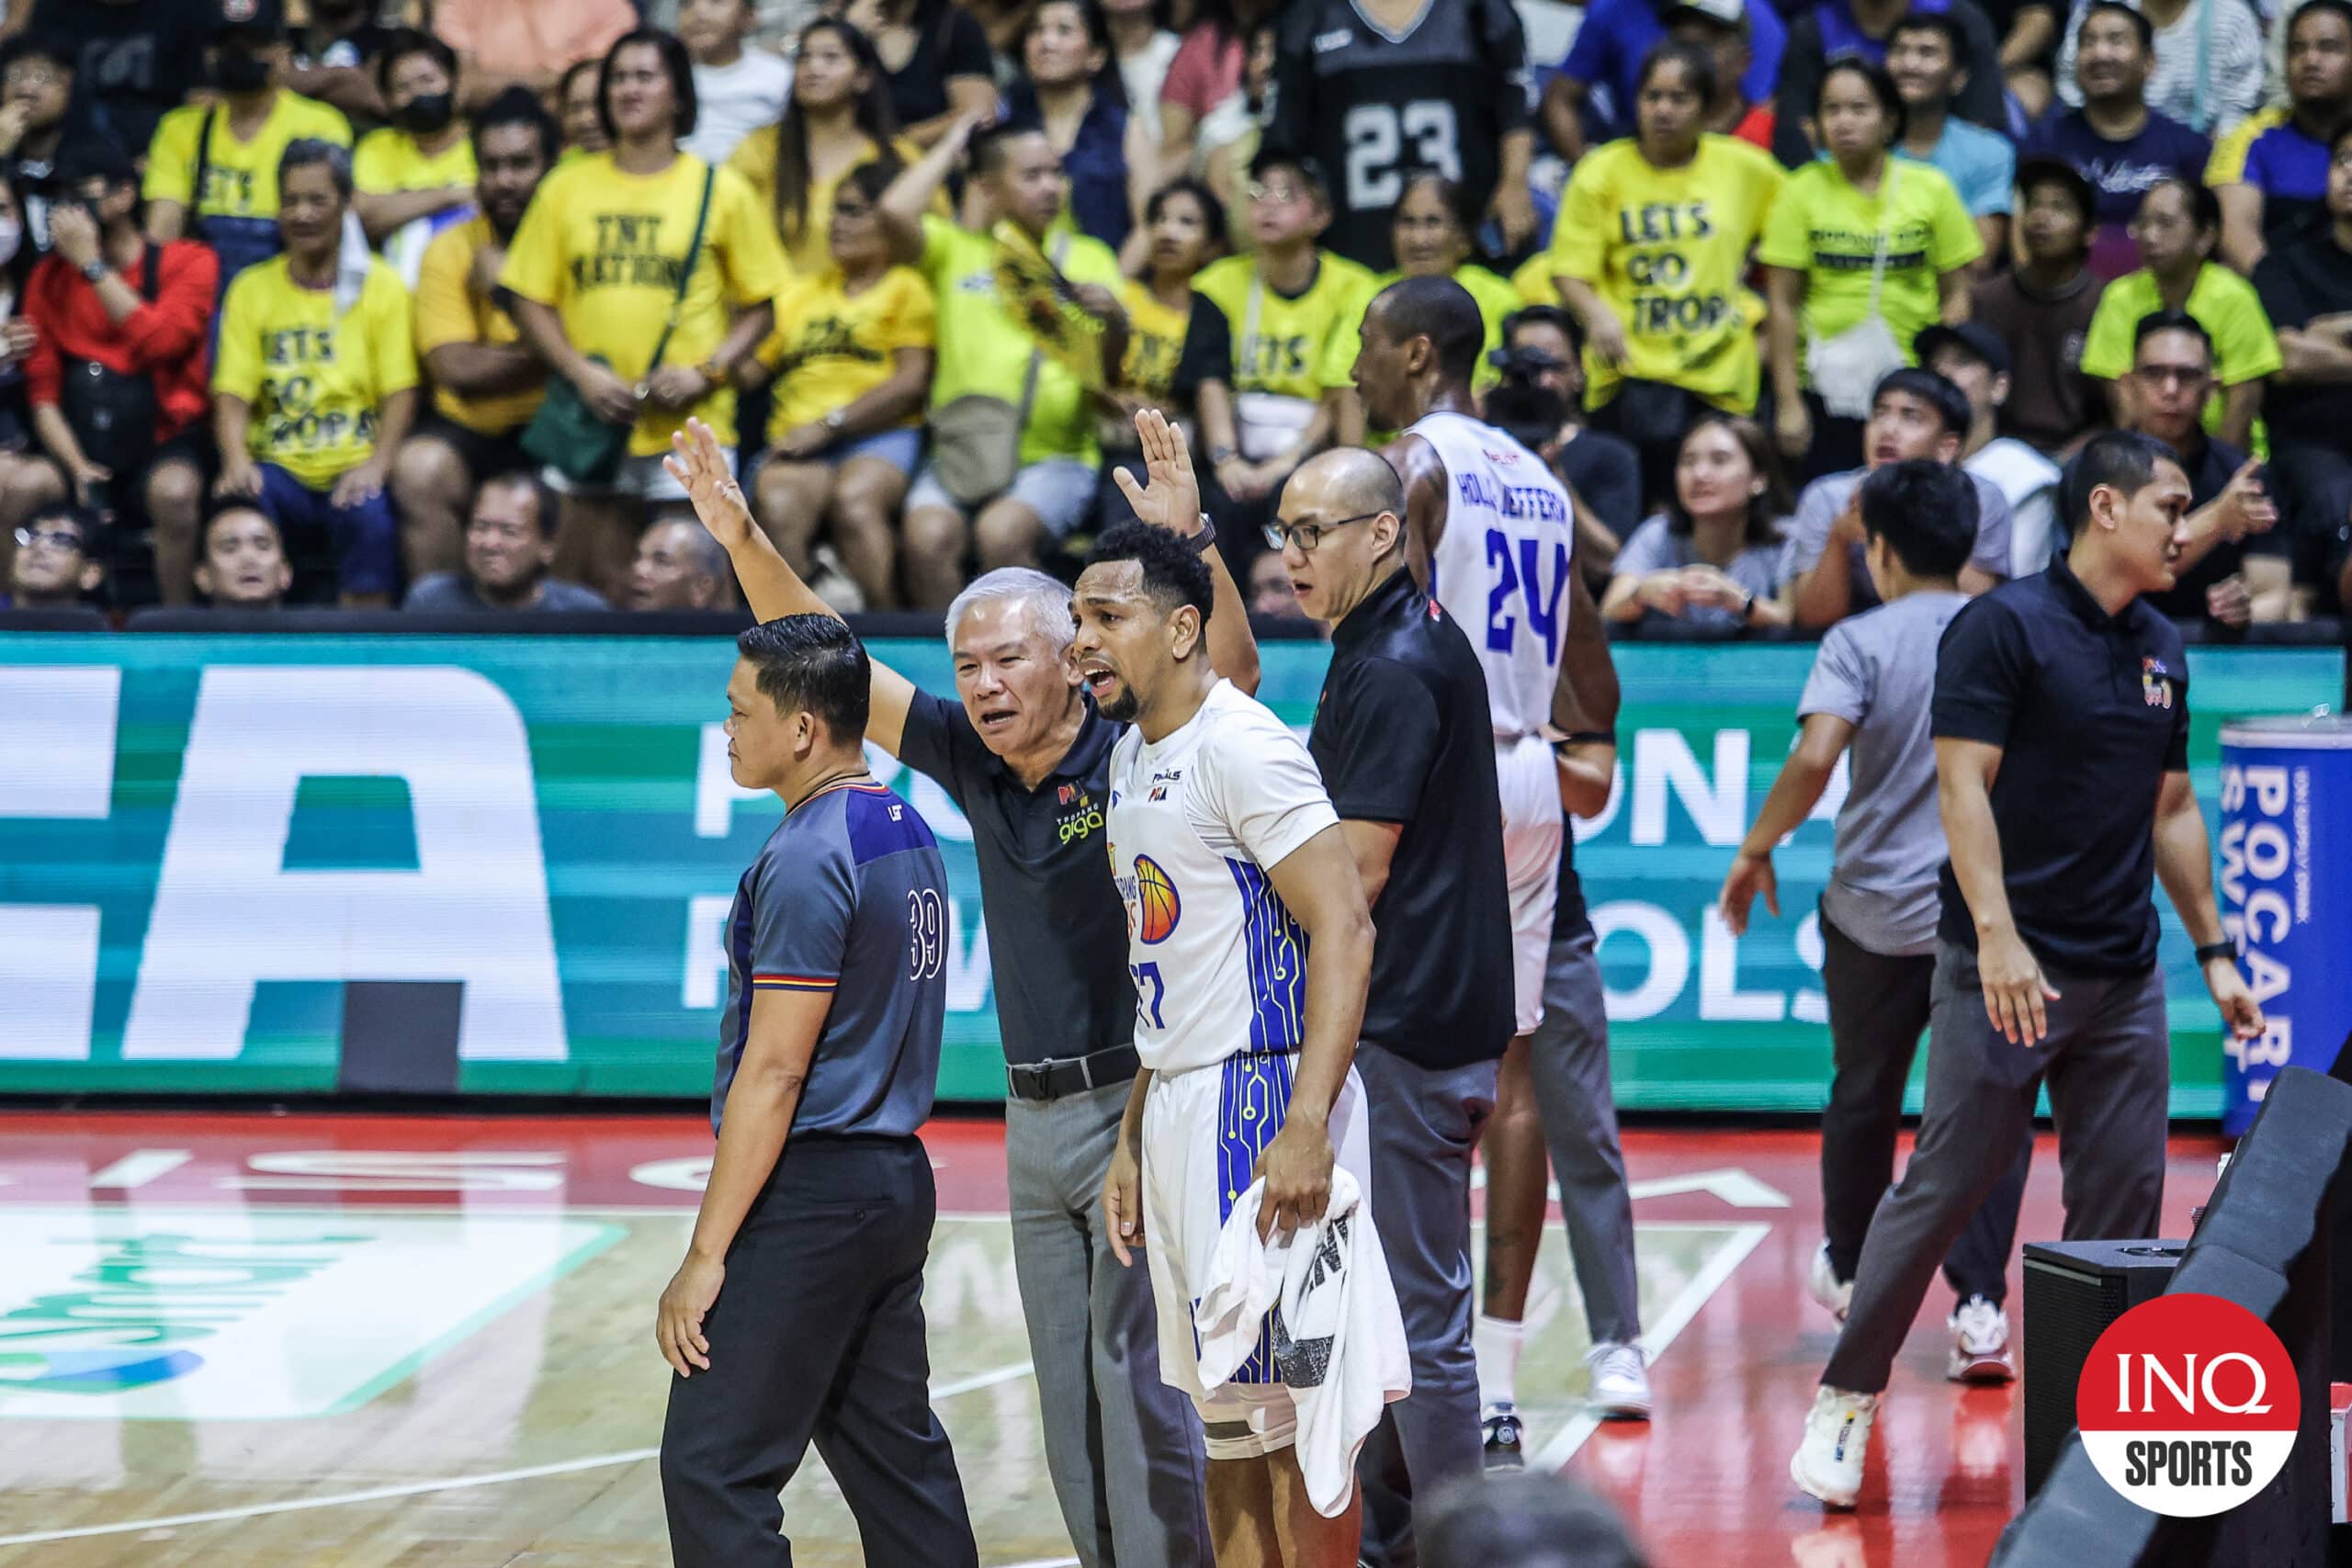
[1193,1382,1297,1461]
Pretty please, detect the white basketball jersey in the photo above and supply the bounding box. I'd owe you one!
[1105,680,1340,1077]
[1413,409,1577,741]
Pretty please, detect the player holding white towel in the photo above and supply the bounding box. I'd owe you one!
[1078,518,1384,1567]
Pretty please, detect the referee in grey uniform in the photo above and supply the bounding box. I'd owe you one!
[1280,446,1513,1564]
[1790,430,2267,1508]
[669,412,1250,1567]
[656,615,977,1567]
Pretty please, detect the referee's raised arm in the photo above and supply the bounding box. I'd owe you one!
[668,417,925,755]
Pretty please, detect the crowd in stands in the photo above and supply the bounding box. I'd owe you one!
[0,0,2346,633]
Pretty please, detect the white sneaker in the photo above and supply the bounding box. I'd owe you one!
[808,546,866,614]
[1587,1340,1652,1420]
[1791,1386,1877,1508]
[1946,1296,2015,1383]
[1807,1241,1852,1323]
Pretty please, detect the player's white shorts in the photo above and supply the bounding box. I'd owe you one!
[1497,732,1565,1035]
[1141,1050,1372,1441]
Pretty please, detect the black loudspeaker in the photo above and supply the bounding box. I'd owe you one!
[1992,1067,2352,1568]
[2022,1238,2187,1499]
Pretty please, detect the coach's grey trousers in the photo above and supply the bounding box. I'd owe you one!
[1823,942,2170,1395]
[1005,1077,1210,1568]
[1529,927,1644,1347]
[1354,1042,1498,1568]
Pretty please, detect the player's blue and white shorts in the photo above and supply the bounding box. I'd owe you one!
[1141,1051,1372,1446]
[1497,731,1566,1035]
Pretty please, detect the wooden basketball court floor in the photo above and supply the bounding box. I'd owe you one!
[0,1111,2229,1567]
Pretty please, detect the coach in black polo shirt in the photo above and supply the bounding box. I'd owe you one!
[1791,430,2267,1509]
[1280,446,1513,1551]
[666,412,1258,1568]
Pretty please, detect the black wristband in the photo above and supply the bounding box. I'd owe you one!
[2194,941,2240,965]
[1187,516,1216,554]
[1557,730,1616,746]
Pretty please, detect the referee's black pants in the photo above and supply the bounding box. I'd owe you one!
[1819,911,2031,1306]
[661,1134,978,1568]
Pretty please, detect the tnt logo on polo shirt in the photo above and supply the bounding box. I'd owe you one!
[2077,1292,2300,1516]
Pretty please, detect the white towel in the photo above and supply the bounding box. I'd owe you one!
[1193,1168,1411,1517]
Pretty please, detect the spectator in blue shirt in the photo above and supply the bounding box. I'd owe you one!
[2021,0,2210,279]
[1890,11,2017,262]
[1542,0,1785,160]
[1005,0,1148,251]
[2210,0,2352,272]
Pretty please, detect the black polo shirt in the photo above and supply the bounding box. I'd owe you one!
[898,691,1133,1068]
[1308,566,1514,1068]
[1930,553,2191,975]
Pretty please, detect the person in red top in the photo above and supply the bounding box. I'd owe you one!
[25,137,220,606]
[1669,0,1778,150]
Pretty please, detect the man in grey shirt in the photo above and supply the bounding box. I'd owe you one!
[1721,460,2031,1384]
[403,472,610,612]
[1780,368,2014,628]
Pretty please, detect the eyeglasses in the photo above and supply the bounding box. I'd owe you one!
[14,525,85,551]
[1261,512,1381,553]
[2133,364,2210,388]
[1247,182,1310,206]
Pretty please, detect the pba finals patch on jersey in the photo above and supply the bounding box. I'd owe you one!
[2143,658,2176,709]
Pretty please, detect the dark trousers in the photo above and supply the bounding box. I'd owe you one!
[255,461,400,601]
[1799,394,1869,485]
[1354,1042,1498,1568]
[1819,911,2031,1305]
[660,1134,978,1568]
[1823,943,2170,1394]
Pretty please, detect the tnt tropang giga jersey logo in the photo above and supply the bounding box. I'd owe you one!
[2076,1292,2300,1517]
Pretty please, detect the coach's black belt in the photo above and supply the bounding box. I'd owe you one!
[1005,1043,1140,1101]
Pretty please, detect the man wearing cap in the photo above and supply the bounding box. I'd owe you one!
[1969,157,2107,458]
[141,0,353,296]
[1545,0,1786,161]
[1666,0,1777,150]
[1917,323,2064,576]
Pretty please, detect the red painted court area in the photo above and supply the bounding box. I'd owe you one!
[0,1111,2233,1566]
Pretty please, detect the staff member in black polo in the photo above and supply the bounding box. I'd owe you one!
[1789,429,2267,1511]
[1278,445,1514,1559]
[667,412,1258,1568]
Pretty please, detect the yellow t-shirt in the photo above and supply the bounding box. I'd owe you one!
[1757,155,1982,386]
[354,127,477,195]
[1511,251,1561,309]
[143,91,353,224]
[500,152,791,456]
[1119,279,1192,405]
[2078,262,2283,446]
[917,215,1125,466]
[212,256,420,490]
[1548,135,1784,412]
[1191,250,1378,402]
[726,129,933,276]
[1373,264,1521,390]
[414,214,542,436]
[757,265,936,441]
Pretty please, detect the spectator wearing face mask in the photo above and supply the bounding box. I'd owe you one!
[143,0,352,298]
[404,469,610,611]
[628,513,736,610]
[193,502,292,610]
[23,136,219,605]
[353,30,475,286]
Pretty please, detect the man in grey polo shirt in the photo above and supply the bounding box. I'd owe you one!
[1722,459,2032,1384]
[667,412,1258,1567]
[1781,368,2015,629]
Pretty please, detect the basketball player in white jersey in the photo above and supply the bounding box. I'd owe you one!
[1077,519,1385,1567]
[1354,276,1651,1449]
